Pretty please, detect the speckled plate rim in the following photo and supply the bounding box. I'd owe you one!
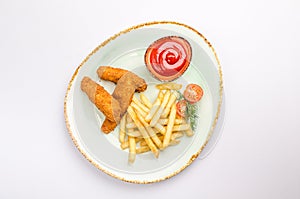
[64,21,224,184]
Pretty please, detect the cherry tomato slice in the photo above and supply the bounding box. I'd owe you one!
[183,84,203,104]
[176,100,187,117]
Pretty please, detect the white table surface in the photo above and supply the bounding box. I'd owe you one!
[1,0,299,198]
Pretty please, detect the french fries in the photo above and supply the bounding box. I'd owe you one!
[157,90,164,100]
[136,112,163,149]
[121,137,142,149]
[145,98,161,122]
[158,118,183,125]
[118,83,196,164]
[131,102,147,118]
[128,136,136,164]
[153,122,166,135]
[171,132,184,140]
[126,130,142,137]
[136,146,150,154]
[162,103,177,148]
[132,95,150,113]
[149,90,171,126]
[140,93,152,109]
[119,114,126,143]
[156,82,182,90]
[127,106,159,159]
[161,91,179,118]
[126,122,136,129]
[185,128,194,137]
[172,124,190,131]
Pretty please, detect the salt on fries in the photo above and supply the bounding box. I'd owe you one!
[118,83,196,164]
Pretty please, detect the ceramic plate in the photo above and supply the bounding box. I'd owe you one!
[64,21,224,183]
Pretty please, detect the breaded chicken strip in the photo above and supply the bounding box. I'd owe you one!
[97,66,127,84]
[113,72,147,115]
[101,119,118,134]
[97,66,147,92]
[81,77,121,125]
[101,71,148,133]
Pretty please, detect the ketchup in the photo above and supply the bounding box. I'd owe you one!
[145,36,192,81]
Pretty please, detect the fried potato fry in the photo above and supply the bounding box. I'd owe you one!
[128,136,136,164]
[136,112,163,149]
[148,129,162,149]
[150,90,171,126]
[185,128,194,137]
[158,118,184,125]
[156,82,182,90]
[126,130,142,137]
[181,118,194,136]
[127,106,159,158]
[119,114,126,143]
[126,113,133,122]
[140,134,163,147]
[126,113,138,135]
[161,91,179,118]
[145,98,161,123]
[158,90,164,101]
[172,124,190,131]
[126,122,136,129]
[169,139,181,146]
[131,102,147,118]
[120,141,129,150]
[162,103,177,148]
[139,139,147,147]
[121,137,142,149]
[171,132,184,140]
[141,134,182,148]
[136,146,150,154]
[140,93,152,109]
[153,122,166,135]
[144,90,165,122]
[132,95,150,113]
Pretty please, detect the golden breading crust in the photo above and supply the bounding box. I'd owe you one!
[101,119,118,134]
[97,66,147,93]
[97,66,128,84]
[81,77,121,124]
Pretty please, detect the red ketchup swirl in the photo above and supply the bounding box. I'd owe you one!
[145,36,192,81]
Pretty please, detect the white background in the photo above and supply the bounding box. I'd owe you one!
[0,0,299,198]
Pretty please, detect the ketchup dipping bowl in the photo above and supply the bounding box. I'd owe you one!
[145,36,192,82]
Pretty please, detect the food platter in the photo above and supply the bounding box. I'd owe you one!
[64,21,224,183]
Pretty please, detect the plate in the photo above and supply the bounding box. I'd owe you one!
[64,21,224,183]
[199,93,225,159]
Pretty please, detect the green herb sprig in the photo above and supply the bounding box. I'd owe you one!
[176,91,199,131]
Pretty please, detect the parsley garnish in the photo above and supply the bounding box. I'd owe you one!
[176,91,199,131]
